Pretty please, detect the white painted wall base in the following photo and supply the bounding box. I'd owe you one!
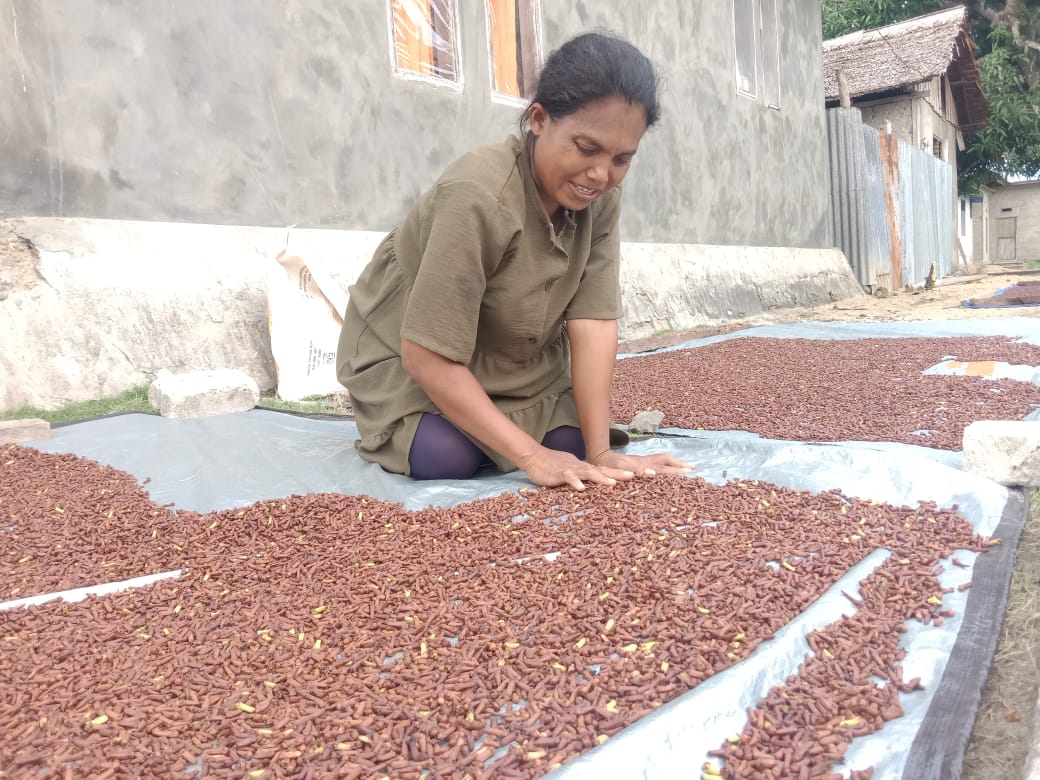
[0,218,864,411]
[619,243,862,338]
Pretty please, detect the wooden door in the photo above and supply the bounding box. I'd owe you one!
[997,217,1017,264]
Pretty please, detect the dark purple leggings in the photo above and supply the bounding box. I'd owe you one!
[407,413,585,480]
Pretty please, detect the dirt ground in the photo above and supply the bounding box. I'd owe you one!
[962,489,1040,780]
[616,270,1039,354]
[617,270,1040,779]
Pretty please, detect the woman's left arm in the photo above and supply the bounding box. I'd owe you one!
[567,318,619,464]
[568,318,692,476]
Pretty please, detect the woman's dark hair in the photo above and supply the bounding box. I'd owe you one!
[521,32,660,131]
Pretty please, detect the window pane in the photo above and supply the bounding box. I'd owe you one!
[429,0,459,81]
[391,0,459,82]
[760,0,780,107]
[734,0,757,96]
[487,0,540,98]
[488,0,520,96]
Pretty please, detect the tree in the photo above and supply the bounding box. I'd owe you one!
[822,0,1040,191]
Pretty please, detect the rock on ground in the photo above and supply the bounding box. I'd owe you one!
[148,369,260,419]
[962,420,1040,487]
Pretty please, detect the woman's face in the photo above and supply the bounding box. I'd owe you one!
[527,96,648,220]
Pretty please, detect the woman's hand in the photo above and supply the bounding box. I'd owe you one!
[566,320,690,482]
[516,446,637,491]
[587,449,694,477]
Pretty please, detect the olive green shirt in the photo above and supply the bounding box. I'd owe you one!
[337,135,622,474]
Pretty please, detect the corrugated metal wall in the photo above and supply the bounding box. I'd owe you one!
[898,143,954,284]
[827,108,891,288]
[827,107,954,289]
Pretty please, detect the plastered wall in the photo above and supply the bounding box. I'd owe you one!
[0,0,830,248]
[0,217,863,411]
[859,100,913,140]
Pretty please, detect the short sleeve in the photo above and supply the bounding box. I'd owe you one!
[564,187,623,320]
[401,180,521,364]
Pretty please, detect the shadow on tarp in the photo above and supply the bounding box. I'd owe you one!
[27,405,1021,780]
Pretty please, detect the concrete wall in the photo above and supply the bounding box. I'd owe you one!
[985,182,1040,264]
[912,90,959,170]
[0,0,830,248]
[0,0,512,231]
[912,91,963,269]
[971,199,985,264]
[957,196,974,266]
[854,88,958,175]
[543,0,831,247]
[0,217,864,412]
[860,99,913,140]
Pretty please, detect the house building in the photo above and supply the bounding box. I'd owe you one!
[973,180,1040,267]
[822,6,987,183]
[822,6,987,278]
[0,0,871,411]
[0,0,832,249]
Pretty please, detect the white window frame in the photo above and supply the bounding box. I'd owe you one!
[734,0,759,99]
[760,0,781,109]
[386,0,465,93]
[485,0,543,106]
[734,0,782,110]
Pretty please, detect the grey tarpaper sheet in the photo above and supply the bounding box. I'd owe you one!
[26,318,1036,779]
[31,412,1015,780]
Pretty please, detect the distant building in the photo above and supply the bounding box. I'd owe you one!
[973,180,1040,267]
[822,6,987,193]
[823,6,988,275]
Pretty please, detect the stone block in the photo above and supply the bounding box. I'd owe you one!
[0,418,51,444]
[629,410,666,434]
[962,420,1040,487]
[148,369,260,419]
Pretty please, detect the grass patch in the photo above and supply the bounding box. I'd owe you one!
[256,392,352,416]
[0,388,353,425]
[0,386,154,424]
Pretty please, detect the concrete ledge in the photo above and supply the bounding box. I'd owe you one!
[1,217,864,411]
[962,420,1040,487]
[618,243,864,339]
[148,369,260,419]
[0,418,51,444]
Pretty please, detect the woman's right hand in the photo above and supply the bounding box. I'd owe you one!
[401,341,633,490]
[516,446,636,491]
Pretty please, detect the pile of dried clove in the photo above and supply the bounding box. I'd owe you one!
[612,336,1040,450]
[0,446,991,778]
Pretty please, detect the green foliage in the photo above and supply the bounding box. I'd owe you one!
[0,386,154,424]
[822,0,1040,191]
[823,0,940,39]
[0,388,352,425]
[961,18,1040,191]
[255,392,352,416]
